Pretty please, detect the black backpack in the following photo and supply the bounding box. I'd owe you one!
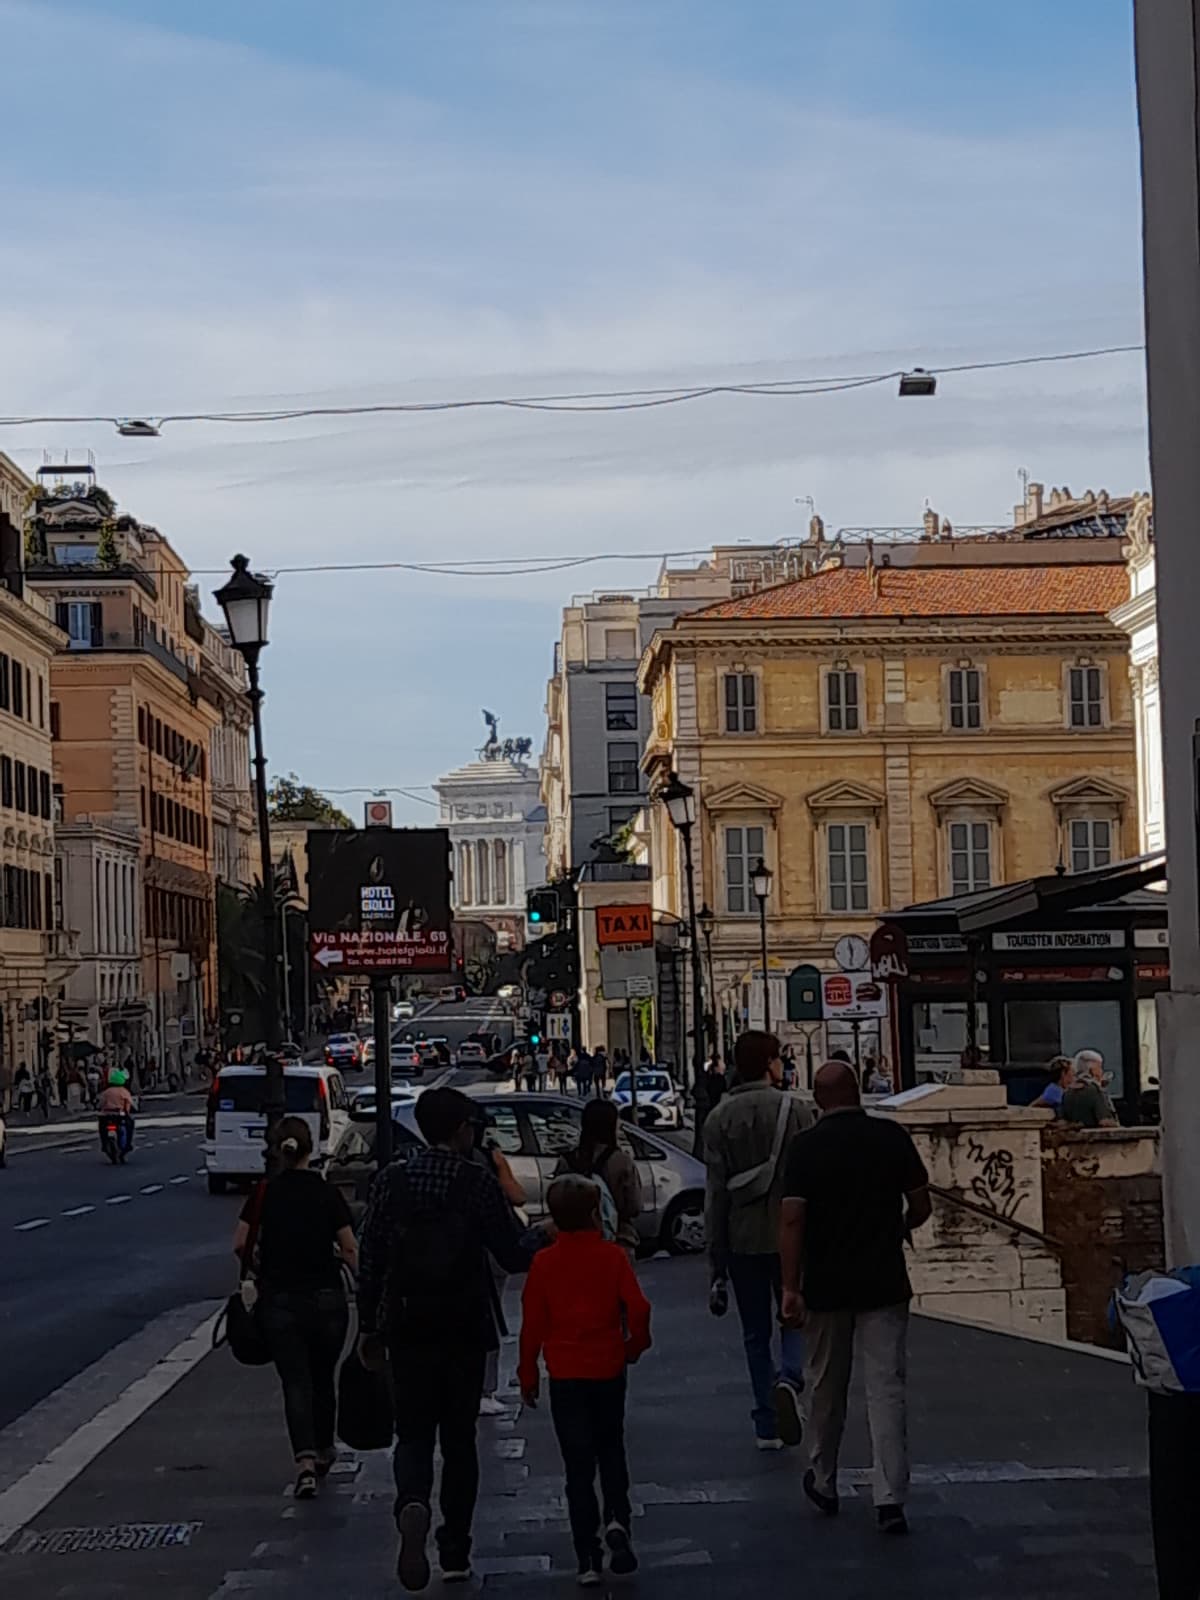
[387,1164,483,1341]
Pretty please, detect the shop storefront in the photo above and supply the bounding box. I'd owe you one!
[883,855,1167,1120]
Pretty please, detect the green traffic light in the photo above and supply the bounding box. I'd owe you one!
[530,910,542,922]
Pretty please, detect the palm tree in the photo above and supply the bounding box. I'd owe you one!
[216,882,269,1041]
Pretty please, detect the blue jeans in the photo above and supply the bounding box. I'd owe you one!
[727,1252,805,1439]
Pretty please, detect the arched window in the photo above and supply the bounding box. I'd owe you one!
[476,839,491,905]
[493,839,507,905]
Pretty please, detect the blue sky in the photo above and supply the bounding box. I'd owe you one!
[0,1,1146,819]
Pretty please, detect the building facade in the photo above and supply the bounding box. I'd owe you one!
[435,745,546,952]
[1109,495,1162,854]
[640,540,1139,1064]
[27,462,219,1067]
[198,613,255,890]
[0,454,78,1096]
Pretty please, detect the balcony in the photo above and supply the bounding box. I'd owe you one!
[27,560,158,600]
[61,629,190,685]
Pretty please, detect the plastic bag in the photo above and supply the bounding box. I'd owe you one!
[1112,1267,1200,1392]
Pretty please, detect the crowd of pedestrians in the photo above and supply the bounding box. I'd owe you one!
[229,1028,946,1587]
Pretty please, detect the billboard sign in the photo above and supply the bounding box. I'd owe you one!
[821,970,888,1020]
[307,828,452,975]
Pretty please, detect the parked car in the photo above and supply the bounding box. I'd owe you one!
[203,1063,351,1194]
[612,1069,683,1130]
[325,1032,362,1071]
[328,1092,704,1253]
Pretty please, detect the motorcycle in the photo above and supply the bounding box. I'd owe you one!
[100,1114,131,1165]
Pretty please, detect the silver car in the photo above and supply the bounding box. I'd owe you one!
[331,1091,705,1254]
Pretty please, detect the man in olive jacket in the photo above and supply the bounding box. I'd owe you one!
[703,1030,813,1449]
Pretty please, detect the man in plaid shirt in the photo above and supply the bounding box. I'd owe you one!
[357,1087,542,1591]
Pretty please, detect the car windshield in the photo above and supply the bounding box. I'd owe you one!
[615,1072,671,1093]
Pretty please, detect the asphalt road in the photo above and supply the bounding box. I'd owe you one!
[0,998,516,1436]
[385,995,515,1061]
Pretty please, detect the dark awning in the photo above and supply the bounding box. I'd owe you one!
[889,852,1166,936]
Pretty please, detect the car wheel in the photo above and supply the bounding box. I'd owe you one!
[661,1194,705,1255]
[207,1173,228,1195]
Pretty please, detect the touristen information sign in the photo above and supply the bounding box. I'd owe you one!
[306,828,453,975]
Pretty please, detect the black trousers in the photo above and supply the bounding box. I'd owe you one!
[549,1374,632,1560]
[390,1341,486,1562]
[261,1286,348,1462]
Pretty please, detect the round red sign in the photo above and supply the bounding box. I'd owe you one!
[823,974,853,1007]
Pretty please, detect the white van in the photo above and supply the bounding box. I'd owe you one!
[203,1063,351,1194]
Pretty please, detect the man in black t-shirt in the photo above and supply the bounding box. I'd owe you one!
[780,1061,931,1535]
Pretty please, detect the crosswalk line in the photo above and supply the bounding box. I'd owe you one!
[169,1175,190,1185]
[106,1195,131,1206]
[140,1184,163,1195]
[14,1218,49,1232]
[61,1205,95,1217]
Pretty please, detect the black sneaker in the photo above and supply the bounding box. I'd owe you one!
[772,1378,805,1447]
[802,1468,839,1517]
[605,1520,638,1576]
[577,1548,604,1587]
[877,1505,909,1536]
[396,1501,432,1592]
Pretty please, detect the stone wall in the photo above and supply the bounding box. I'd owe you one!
[1041,1125,1163,1349]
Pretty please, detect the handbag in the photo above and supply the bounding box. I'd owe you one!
[727,1096,792,1206]
[214,1180,273,1367]
[336,1346,394,1450]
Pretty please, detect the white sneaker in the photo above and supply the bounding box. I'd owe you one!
[478,1395,507,1417]
[756,1436,786,1452]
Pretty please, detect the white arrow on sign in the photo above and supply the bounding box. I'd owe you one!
[314,946,344,969]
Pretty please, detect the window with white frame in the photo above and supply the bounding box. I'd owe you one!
[948,819,992,895]
[723,672,757,733]
[824,668,860,732]
[1069,816,1113,872]
[947,667,982,730]
[724,824,765,914]
[827,821,869,912]
[1068,665,1105,728]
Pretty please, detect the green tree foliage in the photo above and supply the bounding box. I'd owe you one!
[96,521,120,569]
[267,772,352,828]
[216,882,267,1038]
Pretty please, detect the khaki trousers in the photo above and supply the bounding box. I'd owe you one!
[804,1301,910,1507]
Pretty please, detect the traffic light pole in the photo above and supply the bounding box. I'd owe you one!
[372,974,393,1169]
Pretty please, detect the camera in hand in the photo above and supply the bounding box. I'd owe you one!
[709,1278,728,1317]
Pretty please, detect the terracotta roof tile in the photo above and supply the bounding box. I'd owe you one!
[692,563,1129,621]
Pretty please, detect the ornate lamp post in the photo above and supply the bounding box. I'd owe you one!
[697,901,717,1056]
[659,770,707,1148]
[751,858,774,1033]
[214,556,284,1135]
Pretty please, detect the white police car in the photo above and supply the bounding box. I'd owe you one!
[612,1068,682,1130]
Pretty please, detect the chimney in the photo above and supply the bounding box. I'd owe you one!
[940,518,953,540]
[809,513,825,544]
[922,506,938,540]
[1027,482,1044,521]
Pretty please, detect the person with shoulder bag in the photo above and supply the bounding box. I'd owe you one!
[703,1030,813,1451]
[555,1098,643,1262]
[231,1117,358,1499]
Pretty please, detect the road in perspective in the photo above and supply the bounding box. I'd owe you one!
[1,2,1194,1596]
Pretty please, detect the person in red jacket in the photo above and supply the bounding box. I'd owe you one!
[519,1172,652,1587]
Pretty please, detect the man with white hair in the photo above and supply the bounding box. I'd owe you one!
[1060,1049,1118,1128]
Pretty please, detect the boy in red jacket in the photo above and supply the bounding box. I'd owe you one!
[519,1172,652,1585]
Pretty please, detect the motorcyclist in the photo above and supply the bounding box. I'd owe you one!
[97,1068,134,1154]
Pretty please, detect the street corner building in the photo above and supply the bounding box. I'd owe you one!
[636,491,1141,1063]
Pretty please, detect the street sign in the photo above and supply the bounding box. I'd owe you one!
[596,904,653,947]
[786,963,824,1022]
[364,799,393,828]
[307,827,452,975]
[869,923,909,981]
[625,975,654,998]
[549,990,568,1009]
[600,943,656,999]
[821,970,888,1019]
[545,1012,572,1040]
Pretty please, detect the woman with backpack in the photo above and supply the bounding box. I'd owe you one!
[232,1117,358,1499]
[554,1098,643,1262]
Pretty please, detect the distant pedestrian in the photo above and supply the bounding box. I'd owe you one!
[780,1060,932,1534]
[592,1047,609,1097]
[1060,1049,1118,1128]
[703,1030,812,1450]
[703,1057,727,1110]
[14,1063,32,1115]
[555,1098,643,1261]
[357,1088,545,1590]
[233,1117,358,1500]
[535,1044,551,1092]
[1031,1055,1074,1113]
[523,1050,539,1094]
[638,1047,651,1067]
[519,1173,651,1585]
[575,1049,594,1099]
[35,1069,51,1120]
[553,1049,571,1095]
[510,1047,527,1091]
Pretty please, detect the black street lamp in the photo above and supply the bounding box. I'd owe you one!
[659,770,707,1149]
[214,555,284,1136]
[751,858,773,1033]
[697,901,717,1055]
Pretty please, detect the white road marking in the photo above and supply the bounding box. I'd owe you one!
[140,1184,163,1195]
[61,1205,94,1217]
[169,1175,190,1185]
[0,1305,219,1547]
[106,1195,131,1206]
[14,1219,49,1232]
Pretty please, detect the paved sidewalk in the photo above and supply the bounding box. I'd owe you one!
[0,1257,1155,1598]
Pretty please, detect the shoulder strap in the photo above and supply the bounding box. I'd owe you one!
[240,1179,267,1281]
[767,1094,792,1171]
[593,1145,618,1177]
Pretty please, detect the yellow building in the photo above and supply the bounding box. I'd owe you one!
[26,461,219,1068]
[640,549,1136,1058]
